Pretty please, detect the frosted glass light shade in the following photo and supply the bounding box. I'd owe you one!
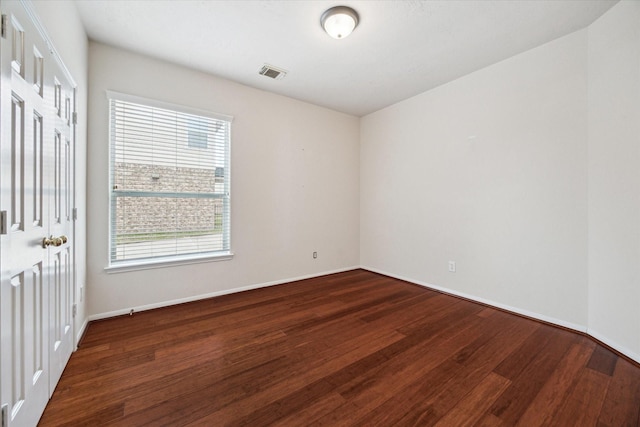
[321,6,359,39]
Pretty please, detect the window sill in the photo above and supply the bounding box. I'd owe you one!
[104,252,234,274]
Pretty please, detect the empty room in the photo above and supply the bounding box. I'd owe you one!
[1,0,639,425]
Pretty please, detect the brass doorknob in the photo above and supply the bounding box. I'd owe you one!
[42,235,68,248]
[42,236,53,248]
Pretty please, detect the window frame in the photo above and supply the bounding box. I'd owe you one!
[104,90,233,273]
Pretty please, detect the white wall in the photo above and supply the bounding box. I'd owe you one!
[31,0,88,341]
[361,30,589,330]
[87,42,360,317]
[587,1,640,360]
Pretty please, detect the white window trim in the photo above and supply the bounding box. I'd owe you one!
[104,252,234,274]
[105,90,233,271]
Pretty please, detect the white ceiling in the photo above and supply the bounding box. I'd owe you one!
[75,0,617,117]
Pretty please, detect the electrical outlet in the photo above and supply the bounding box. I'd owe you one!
[313,251,318,259]
[448,261,456,272]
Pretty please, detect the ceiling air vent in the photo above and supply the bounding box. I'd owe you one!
[259,64,287,80]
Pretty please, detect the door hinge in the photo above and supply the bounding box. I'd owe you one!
[72,207,78,221]
[1,15,7,39]
[72,111,78,125]
[72,304,77,318]
[0,210,7,235]
[1,404,8,427]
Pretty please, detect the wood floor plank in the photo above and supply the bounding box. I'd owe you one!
[493,324,564,380]
[311,316,488,426]
[477,307,495,318]
[197,297,488,426]
[489,327,578,424]
[268,392,346,427]
[597,358,640,426]
[366,312,538,427]
[475,413,507,426]
[549,368,611,426]
[38,269,640,426]
[359,290,438,323]
[433,372,511,427]
[38,402,124,427]
[587,344,619,377]
[117,325,405,425]
[516,338,596,426]
[320,311,537,426]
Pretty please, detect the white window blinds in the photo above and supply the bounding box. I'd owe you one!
[108,92,231,265]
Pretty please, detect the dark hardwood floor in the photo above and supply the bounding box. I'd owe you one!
[39,269,640,426]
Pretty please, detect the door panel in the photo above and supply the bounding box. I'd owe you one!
[1,6,50,426]
[48,69,74,394]
[1,2,76,425]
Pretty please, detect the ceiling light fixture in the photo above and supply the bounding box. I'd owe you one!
[321,6,359,39]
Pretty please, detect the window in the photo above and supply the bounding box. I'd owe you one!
[187,117,209,149]
[107,91,232,269]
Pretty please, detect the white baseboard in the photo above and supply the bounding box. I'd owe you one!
[587,329,640,364]
[87,265,360,322]
[75,317,89,349]
[361,265,588,333]
[360,265,640,364]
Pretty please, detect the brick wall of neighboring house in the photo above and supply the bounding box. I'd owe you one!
[114,163,224,238]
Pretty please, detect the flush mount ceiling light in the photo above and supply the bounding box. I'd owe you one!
[321,6,359,39]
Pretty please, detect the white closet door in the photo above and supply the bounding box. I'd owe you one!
[0,2,76,426]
